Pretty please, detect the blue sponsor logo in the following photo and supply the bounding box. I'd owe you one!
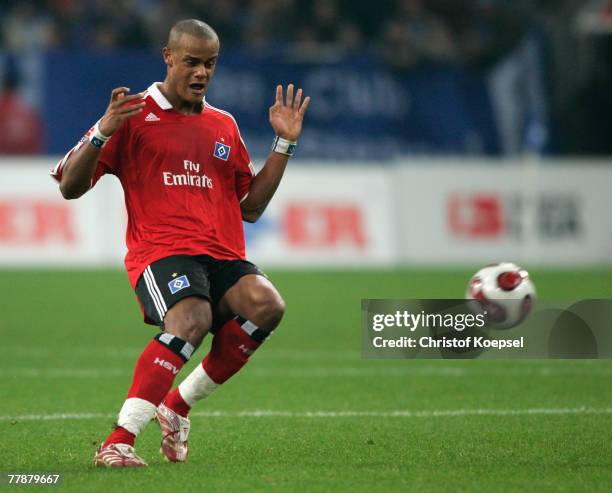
[213,142,231,161]
[168,275,190,294]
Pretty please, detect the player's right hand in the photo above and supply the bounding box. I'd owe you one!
[98,87,146,136]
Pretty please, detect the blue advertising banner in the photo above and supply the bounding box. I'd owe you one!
[43,51,502,159]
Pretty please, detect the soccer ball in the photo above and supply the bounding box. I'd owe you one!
[466,262,535,329]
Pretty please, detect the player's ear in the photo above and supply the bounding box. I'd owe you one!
[162,47,173,67]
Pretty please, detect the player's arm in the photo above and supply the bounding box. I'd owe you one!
[59,87,145,199]
[241,84,310,223]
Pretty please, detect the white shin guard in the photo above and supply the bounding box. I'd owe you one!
[177,364,219,407]
[117,397,157,436]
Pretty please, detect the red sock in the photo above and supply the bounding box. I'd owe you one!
[103,426,135,447]
[125,339,186,403]
[164,388,192,417]
[163,319,266,417]
[202,318,262,384]
[103,338,186,447]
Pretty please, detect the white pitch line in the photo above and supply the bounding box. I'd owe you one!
[2,369,129,378]
[2,366,612,378]
[1,407,611,422]
[0,347,361,360]
[251,367,612,377]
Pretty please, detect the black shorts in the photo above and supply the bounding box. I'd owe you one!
[135,254,265,327]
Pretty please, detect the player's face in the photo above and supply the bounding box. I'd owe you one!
[164,34,220,106]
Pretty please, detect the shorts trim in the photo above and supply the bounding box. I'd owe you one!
[143,266,167,320]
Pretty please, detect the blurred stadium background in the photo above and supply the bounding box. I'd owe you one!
[1,0,612,268]
[1,1,612,491]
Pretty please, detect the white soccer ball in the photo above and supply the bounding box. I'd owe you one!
[465,262,536,329]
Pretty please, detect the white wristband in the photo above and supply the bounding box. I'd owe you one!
[89,121,110,149]
[271,136,297,156]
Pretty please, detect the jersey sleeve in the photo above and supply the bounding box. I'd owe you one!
[50,120,126,188]
[233,129,255,203]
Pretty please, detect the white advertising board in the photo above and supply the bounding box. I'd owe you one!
[0,158,610,268]
[0,159,125,267]
[244,165,399,267]
[394,160,612,266]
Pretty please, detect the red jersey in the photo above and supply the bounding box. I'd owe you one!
[51,82,255,287]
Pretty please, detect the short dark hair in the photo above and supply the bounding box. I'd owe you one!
[167,19,218,49]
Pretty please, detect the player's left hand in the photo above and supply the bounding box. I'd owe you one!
[269,84,311,141]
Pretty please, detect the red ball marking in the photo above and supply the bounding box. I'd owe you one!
[497,271,522,291]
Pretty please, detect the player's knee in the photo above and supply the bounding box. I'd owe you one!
[180,317,211,347]
[164,297,212,347]
[250,289,285,331]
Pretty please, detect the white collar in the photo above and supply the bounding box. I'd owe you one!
[147,82,206,110]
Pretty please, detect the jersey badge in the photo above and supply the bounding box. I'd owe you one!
[213,142,231,161]
[168,275,190,294]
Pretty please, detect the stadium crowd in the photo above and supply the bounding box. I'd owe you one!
[1,0,610,156]
[1,0,545,67]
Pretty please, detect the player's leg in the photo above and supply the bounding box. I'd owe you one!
[164,263,283,415]
[94,256,212,467]
[158,262,283,462]
[196,273,284,383]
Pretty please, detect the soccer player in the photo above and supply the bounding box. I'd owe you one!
[51,19,310,467]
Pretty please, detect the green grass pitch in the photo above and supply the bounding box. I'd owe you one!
[1,268,611,492]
